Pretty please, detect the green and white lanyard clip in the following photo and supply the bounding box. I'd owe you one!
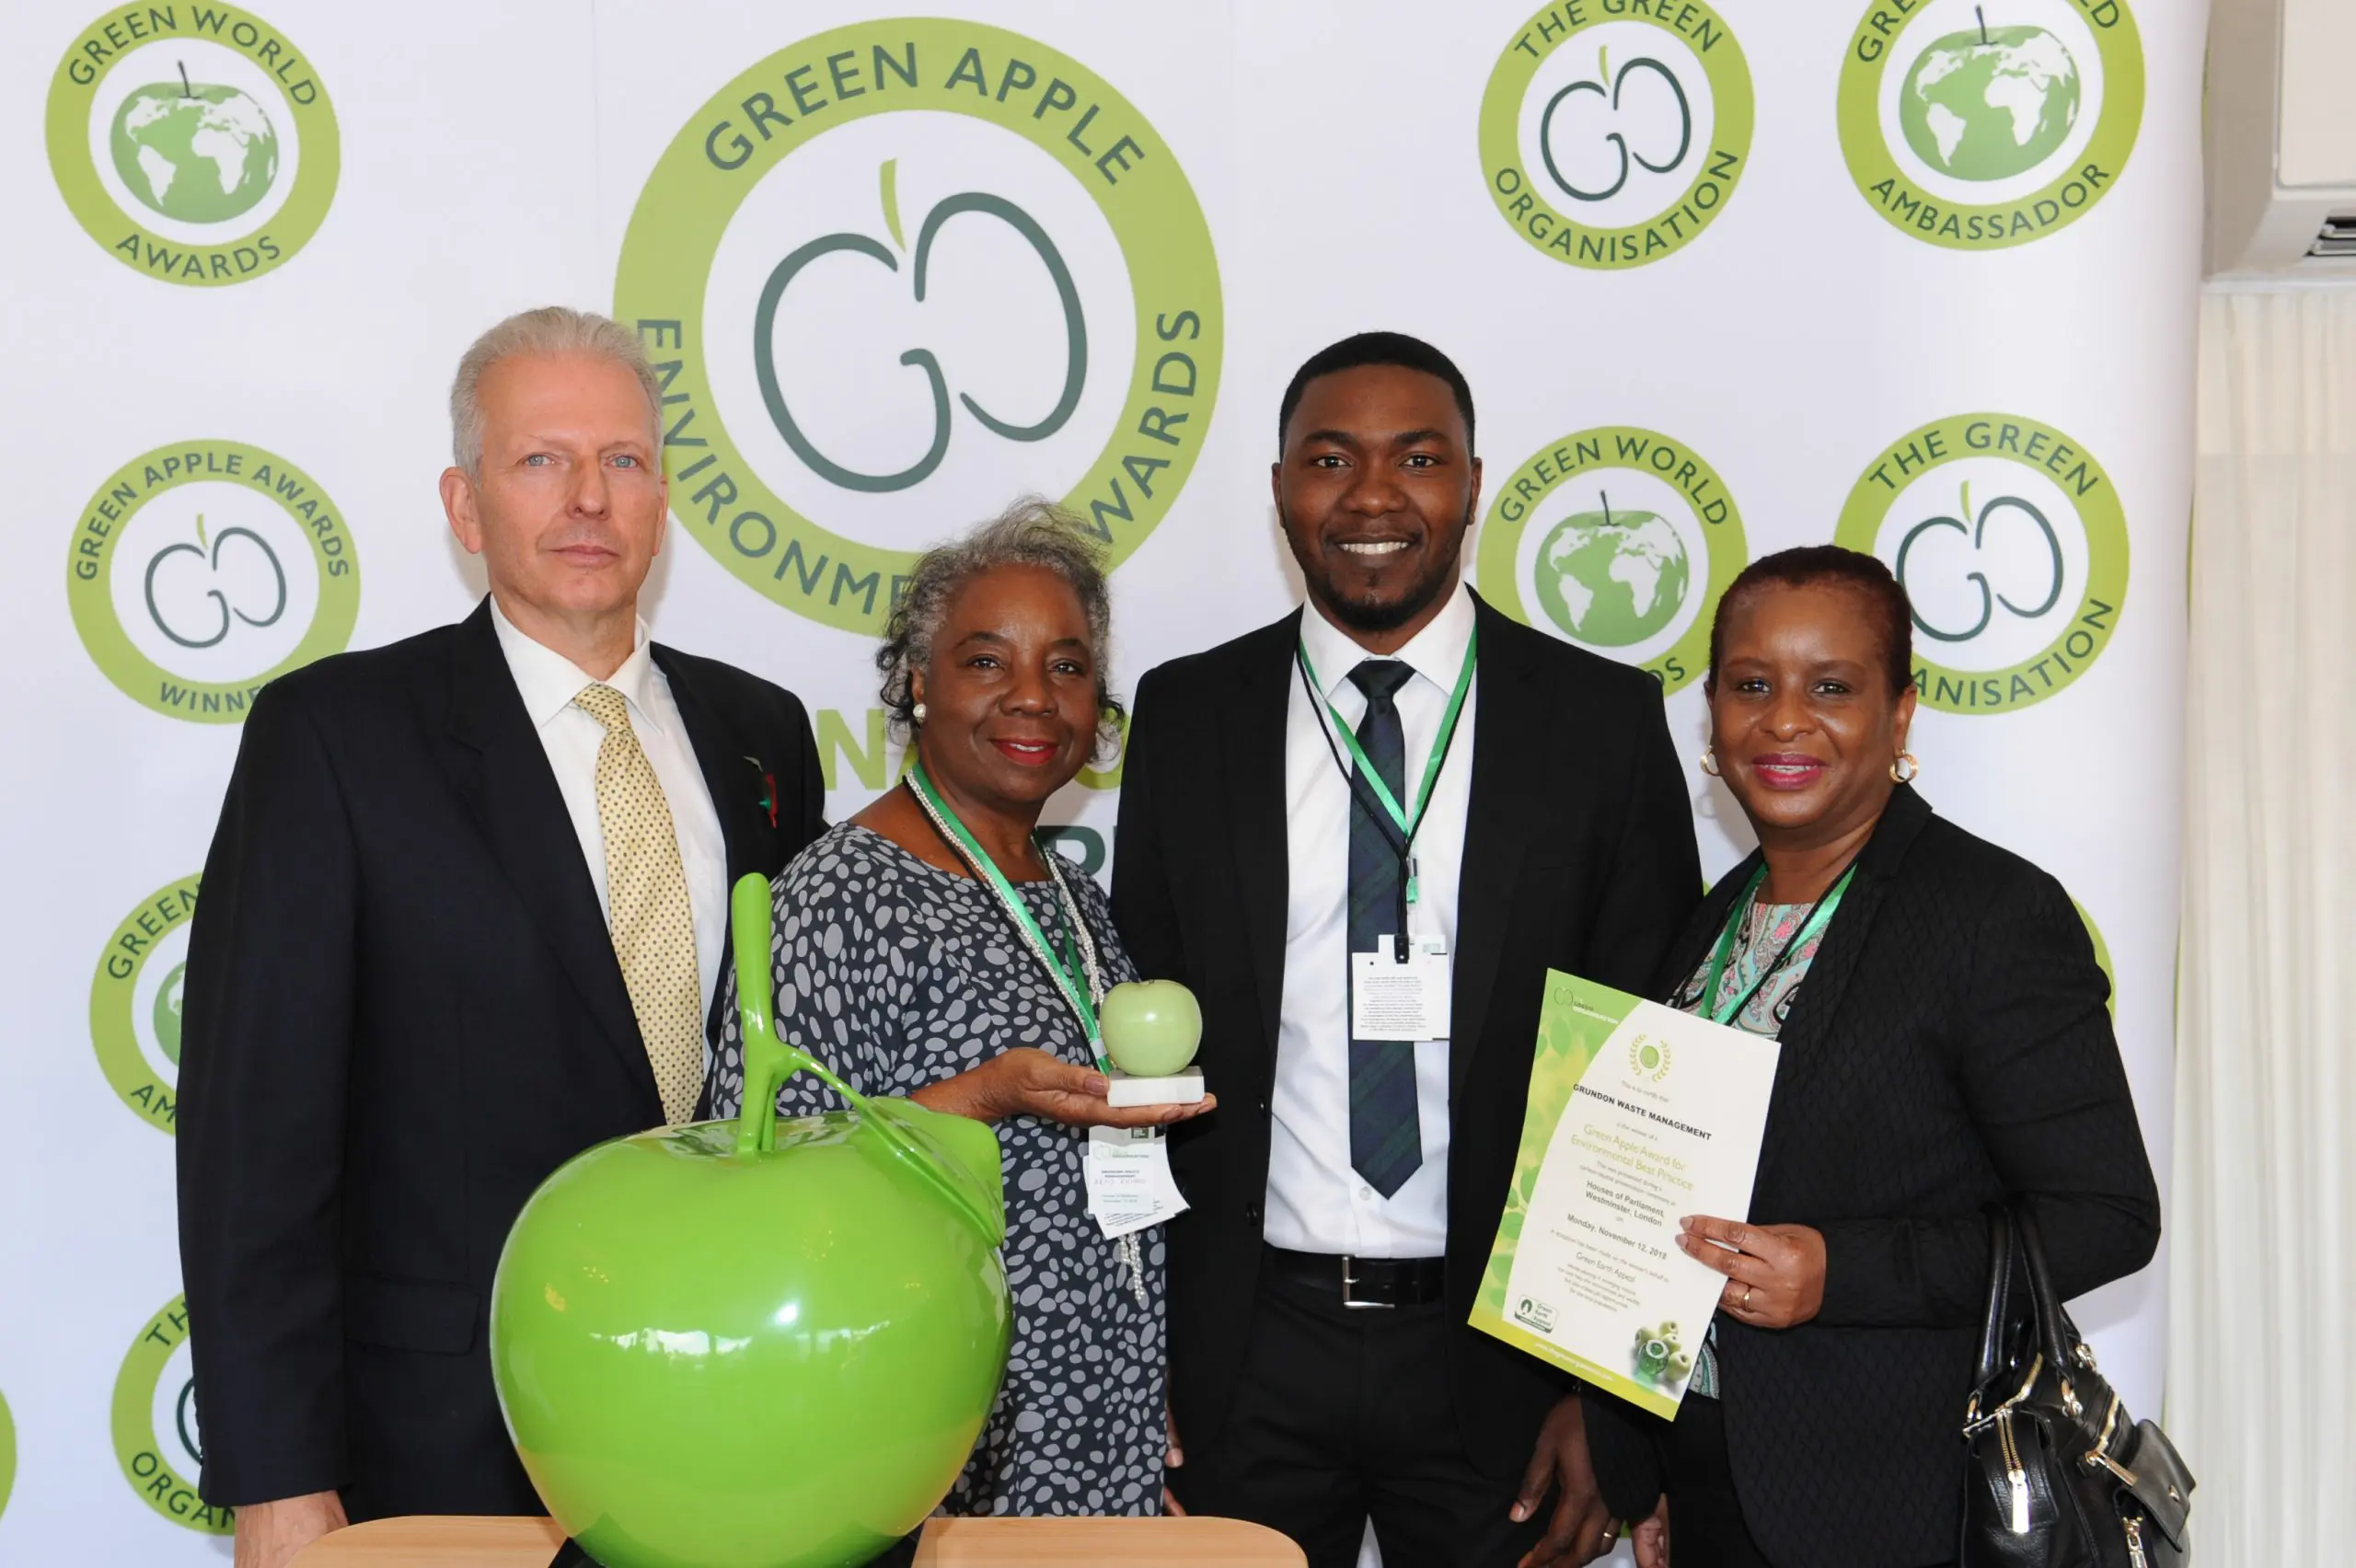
[1295,625,1478,960]
[907,759,1109,1073]
[1694,864,1856,1028]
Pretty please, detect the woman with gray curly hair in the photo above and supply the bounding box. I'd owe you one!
[709,498,1212,1525]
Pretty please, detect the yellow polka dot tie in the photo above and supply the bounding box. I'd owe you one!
[573,683,702,1126]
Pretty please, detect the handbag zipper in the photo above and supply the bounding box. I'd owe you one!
[1998,1410,2031,1534]
[2125,1515,2148,1568]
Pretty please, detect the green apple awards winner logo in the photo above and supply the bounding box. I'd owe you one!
[1836,412,2128,712]
[1480,1,1753,269]
[1475,427,1746,694]
[91,875,201,1134]
[68,441,359,722]
[46,6,339,284]
[1839,0,2142,248]
[113,1295,230,1532]
[616,20,1222,634]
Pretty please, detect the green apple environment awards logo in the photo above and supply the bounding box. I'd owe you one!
[1836,412,2128,713]
[1475,426,1746,694]
[616,20,1222,634]
[1839,0,2142,248]
[91,876,201,1134]
[113,1296,231,1532]
[67,441,359,722]
[1480,1,1753,269]
[46,6,338,284]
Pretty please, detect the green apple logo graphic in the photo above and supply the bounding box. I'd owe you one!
[1896,479,2064,642]
[174,1377,202,1466]
[1533,491,1692,648]
[1899,7,2081,180]
[143,513,287,651]
[1541,46,1692,202]
[752,159,1086,495]
[109,62,279,223]
[153,962,186,1068]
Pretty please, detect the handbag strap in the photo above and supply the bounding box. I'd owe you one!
[2012,1204,2084,1384]
[1972,1202,2021,1389]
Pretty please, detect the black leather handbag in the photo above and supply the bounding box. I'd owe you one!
[1959,1202,2194,1568]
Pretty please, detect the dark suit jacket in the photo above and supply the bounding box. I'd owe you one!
[176,599,825,1519]
[1581,785,2161,1568]
[1110,593,1703,1481]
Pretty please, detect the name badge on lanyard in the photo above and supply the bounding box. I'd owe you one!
[1351,936,1452,1041]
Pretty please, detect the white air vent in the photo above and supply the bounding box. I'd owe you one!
[2206,0,2356,276]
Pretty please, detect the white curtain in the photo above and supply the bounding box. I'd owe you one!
[2172,288,2356,1566]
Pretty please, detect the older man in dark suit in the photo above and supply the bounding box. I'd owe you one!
[1114,334,1702,1567]
[177,307,826,1568]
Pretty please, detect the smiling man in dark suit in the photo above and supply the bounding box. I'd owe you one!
[176,306,825,1568]
[1113,333,1702,1567]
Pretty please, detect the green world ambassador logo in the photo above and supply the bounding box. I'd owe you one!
[1476,426,1746,694]
[1480,1,1753,269]
[1839,0,2142,248]
[46,6,339,285]
[113,1295,230,1532]
[617,19,1222,634]
[1836,412,2128,713]
[68,441,359,722]
[91,875,201,1134]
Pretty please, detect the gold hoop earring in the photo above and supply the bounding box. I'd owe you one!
[912,702,928,725]
[1699,747,1722,778]
[1889,751,1919,784]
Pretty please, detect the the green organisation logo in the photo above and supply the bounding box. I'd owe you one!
[91,876,201,1134]
[1476,426,1746,695]
[1839,0,2142,248]
[1480,1,1753,269]
[46,6,339,285]
[1836,412,2128,713]
[616,20,1223,634]
[112,1296,230,1532]
[67,441,359,722]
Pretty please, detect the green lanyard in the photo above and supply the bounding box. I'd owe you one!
[1295,624,1478,911]
[1696,865,1855,1028]
[907,759,1109,1073]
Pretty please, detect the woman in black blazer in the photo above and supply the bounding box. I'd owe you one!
[1582,547,2160,1568]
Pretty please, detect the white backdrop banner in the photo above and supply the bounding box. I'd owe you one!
[0,0,2201,1557]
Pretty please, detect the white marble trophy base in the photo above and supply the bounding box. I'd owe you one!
[1105,1066,1206,1108]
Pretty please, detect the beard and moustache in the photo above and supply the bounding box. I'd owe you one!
[1280,499,1473,634]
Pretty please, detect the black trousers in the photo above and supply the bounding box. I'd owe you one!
[1647,1396,1773,1568]
[1171,1262,1545,1568]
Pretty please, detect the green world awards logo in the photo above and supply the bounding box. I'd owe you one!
[1839,0,2142,248]
[1479,1,1753,269]
[91,876,201,1133]
[1836,413,2128,713]
[112,1296,230,1532]
[1475,426,1746,694]
[46,6,339,284]
[68,441,359,722]
[616,20,1223,634]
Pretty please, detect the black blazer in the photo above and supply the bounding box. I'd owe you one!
[1580,786,2161,1568]
[176,600,825,1519]
[1110,593,1703,1480]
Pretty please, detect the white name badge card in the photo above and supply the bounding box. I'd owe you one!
[1084,1126,1189,1239]
[1350,938,1452,1041]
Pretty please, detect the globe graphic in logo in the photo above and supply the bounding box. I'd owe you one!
[1898,15,2080,180]
[154,962,186,1068]
[110,80,279,223]
[1533,502,1691,648]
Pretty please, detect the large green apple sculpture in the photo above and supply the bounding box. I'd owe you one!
[1100,980,1202,1079]
[491,876,1012,1568]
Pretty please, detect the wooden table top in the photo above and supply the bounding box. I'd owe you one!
[290,1512,1307,1566]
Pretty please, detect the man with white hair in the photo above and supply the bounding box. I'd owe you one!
[177,306,826,1566]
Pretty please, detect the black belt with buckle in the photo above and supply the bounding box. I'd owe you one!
[1265,1245,1447,1309]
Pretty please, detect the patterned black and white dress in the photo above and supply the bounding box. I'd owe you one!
[708,821,1166,1517]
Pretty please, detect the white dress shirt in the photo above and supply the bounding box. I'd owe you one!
[489,598,730,1023]
[1266,581,1477,1259]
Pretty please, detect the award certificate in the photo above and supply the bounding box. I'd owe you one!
[1470,970,1781,1418]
